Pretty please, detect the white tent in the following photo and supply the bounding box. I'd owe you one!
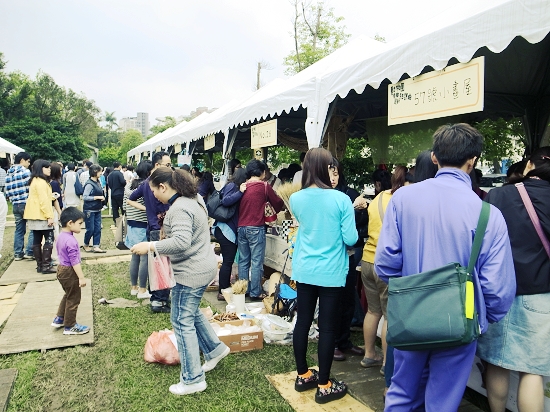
[0,137,25,163]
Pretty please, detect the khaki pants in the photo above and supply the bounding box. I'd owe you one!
[56,265,81,328]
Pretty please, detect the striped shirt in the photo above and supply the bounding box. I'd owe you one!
[123,183,147,226]
[5,165,31,204]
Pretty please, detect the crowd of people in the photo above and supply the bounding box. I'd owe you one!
[1,122,548,409]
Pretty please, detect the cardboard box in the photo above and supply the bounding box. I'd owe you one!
[212,319,263,353]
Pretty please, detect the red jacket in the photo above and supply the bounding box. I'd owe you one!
[238,181,284,227]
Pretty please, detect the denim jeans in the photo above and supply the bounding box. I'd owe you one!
[13,202,34,257]
[147,229,171,304]
[83,210,102,247]
[171,283,228,384]
[237,226,266,298]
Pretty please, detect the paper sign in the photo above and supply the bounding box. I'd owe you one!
[0,152,5,158]
[174,143,182,153]
[177,154,192,166]
[204,134,215,150]
[251,119,277,148]
[388,56,484,126]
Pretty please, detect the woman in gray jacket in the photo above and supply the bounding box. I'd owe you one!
[131,167,229,396]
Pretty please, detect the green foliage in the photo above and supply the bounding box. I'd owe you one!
[96,129,121,149]
[149,116,177,137]
[474,117,525,172]
[97,130,143,167]
[119,129,144,157]
[268,146,301,169]
[340,137,375,189]
[284,1,350,75]
[0,52,99,162]
[97,145,122,168]
[103,111,118,131]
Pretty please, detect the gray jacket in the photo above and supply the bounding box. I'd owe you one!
[154,195,217,288]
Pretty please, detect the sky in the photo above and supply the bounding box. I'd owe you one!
[0,0,457,127]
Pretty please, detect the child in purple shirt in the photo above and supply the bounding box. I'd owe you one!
[51,207,90,335]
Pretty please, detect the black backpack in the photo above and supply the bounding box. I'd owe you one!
[206,189,236,222]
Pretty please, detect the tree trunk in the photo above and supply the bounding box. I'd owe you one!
[293,1,302,71]
[256,62,261,90]
[492,159,501,174]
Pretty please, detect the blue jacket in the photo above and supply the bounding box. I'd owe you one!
[290,188,358,287]
[216,182,243,235]
[374,168,516,333]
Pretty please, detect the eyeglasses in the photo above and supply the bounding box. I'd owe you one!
[163,163,172,168]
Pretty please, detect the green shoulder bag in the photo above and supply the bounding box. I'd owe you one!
[386,201,490,351]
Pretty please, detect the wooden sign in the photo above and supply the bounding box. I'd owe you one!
[388,56,484,125]
[204,134,215,150]
[251,119,277,148]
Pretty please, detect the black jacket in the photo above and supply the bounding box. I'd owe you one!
[107,169,126,198]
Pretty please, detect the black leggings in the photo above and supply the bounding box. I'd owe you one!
[33,229,54,247]
[214,226,238,292]
[293,282,342,385]
[335,256,358,349]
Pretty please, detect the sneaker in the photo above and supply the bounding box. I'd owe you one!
[315,379,347,404]
[137,291,151,299]
[23,255,35,260]
[151,303,171,313]
[169,380,207,396]
[130,289,139,296]
[202,345,230,372]
[51,316,64,328]
[294,369,319,392]
[63,323,90,335]
[14,256,23,261]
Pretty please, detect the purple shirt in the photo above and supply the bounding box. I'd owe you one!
[374,168,516,333]
[56,231,81,267]
[128,177,170,231]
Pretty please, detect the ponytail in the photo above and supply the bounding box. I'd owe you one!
[149,167,197,198]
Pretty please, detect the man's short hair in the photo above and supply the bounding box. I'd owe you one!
[15,152,31,164]
[152,151,169,166]
[432,123,483,168]
[113,161,121,169]
[67,162,75,171]
[60,207,85,227]
[85,161,93,168]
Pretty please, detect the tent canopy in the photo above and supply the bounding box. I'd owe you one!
[0,137,24,161]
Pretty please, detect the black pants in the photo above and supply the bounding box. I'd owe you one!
[293,282,342,385]
[111,195,124,223]
[147,229,170,304]
[33,229,54,246]
[214,226,237,292]
[335,256,358,349]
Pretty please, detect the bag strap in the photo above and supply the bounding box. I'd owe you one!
[467,201,490,274]
[515,182,550,258]
[378,191,388,222]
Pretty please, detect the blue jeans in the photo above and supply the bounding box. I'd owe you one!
[237,226,266,298]
[83,210,102,247]
[13,202,34,257]
[171,283,227,384]
[147,229,170,304]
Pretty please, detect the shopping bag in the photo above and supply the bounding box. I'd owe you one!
[264,182,277,226]
[147,244,176,291]
[143,329,180,365]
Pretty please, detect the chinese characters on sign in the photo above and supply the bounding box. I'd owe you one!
[388,56,484,126]
[204,134,215,150]
[251,119,277,149]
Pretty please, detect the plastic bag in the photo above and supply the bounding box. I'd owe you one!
[144,329,180,365]
[148,244,176,291]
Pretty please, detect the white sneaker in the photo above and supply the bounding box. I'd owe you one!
[202,346,230,372]
[169,380,207,396]
[137,291,151,299]
[130,289,138,296]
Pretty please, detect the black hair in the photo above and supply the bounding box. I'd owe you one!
[432,123,483,168]
[331,157,348,190]
[414,150,438,183]
[372,169,391,191]
[180,164,191,171]
[199,171,214,184]
[15,152,31,164]
[278,168,290,182]
[113,161,121,169]
[287,163,302,176]
[60,207,85,227]
[301,148,333,189]
[29,159,51,184]
[89,164,102,178]
[85,161,93,168]
[67,162,75,171]
[229,167,247,186]
[506,159,527,184]
[126,165,134,171]
[229,159,241,176]
[151,151,169,166]
[299,152,306,163]
[523,146,550,183]
[50,162,62,182]
[405,172,415,184]
[192,167,203,179]
[132,160,153,189]
[149,167,197,198]
[245,159,267,179]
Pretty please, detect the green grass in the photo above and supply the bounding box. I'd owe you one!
[0,218,322,412]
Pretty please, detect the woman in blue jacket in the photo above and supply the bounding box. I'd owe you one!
[82,164,106,253]
[290,148,358,404]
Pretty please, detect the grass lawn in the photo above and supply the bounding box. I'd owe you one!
[0,217,330,412]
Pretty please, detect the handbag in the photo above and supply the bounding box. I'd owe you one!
[264,182,278,226]
[386,201,490,351]
[206,189,236,222]
[515,182,550,257]
[147,243,176,291]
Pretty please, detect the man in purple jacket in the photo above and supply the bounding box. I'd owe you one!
[375,124,516,411]
[128,152,172,313]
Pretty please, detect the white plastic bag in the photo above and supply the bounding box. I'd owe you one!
[147,244,176,291]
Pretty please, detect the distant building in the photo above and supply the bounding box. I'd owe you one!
[119,112,150,137]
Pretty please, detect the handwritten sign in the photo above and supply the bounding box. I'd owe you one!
[177,154,192,166]
[388,56,484,126]
[251,119,277,149]
[174,143,182,153]
[204,134,215,150]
